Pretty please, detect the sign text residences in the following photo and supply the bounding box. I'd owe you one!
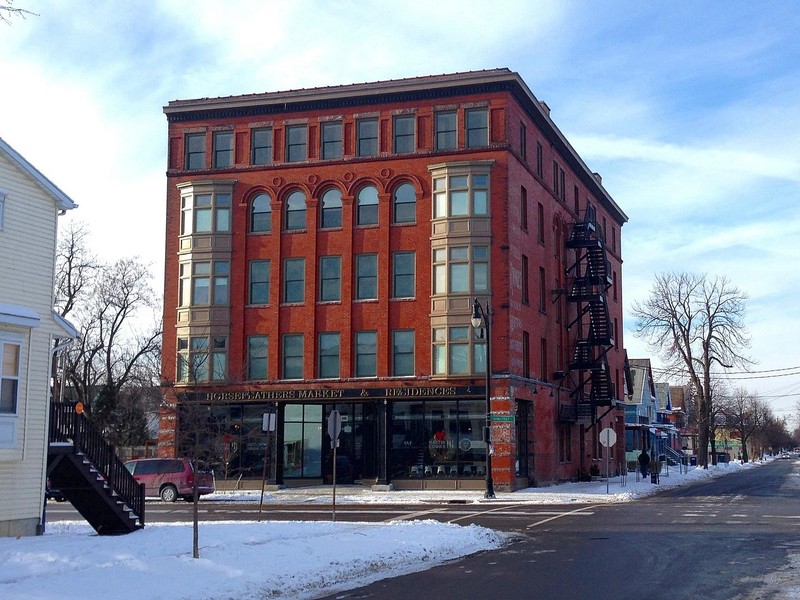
[206,385,474,403]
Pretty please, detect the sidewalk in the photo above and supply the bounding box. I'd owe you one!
[207,459,764,506]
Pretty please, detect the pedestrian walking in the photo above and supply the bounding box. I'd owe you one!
[638,448,650,479]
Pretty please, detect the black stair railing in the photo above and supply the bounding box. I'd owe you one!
[49,402,145,524]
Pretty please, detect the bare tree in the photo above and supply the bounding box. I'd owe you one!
[55,221,99,319]
[633,273,752,468]
[719,388,767,463]
[0,0,36,24]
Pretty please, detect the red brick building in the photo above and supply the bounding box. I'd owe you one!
[160,69,628,491]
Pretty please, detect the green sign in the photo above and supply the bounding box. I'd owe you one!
[491,415,515,422]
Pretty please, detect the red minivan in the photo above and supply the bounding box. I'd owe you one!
[125,458,215,502]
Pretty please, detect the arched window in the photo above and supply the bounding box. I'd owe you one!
[392,183,416,224]
[250,193,272,233]
[356,185,378,226]
[320,188,342,229]
[285,190,307,231]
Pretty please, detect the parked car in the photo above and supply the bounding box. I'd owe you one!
[124,458,215,502]
[46,478,65,502]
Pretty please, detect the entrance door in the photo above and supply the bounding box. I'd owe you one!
[322,403,376,484]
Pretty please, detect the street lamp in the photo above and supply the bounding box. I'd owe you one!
[471,297,496,499]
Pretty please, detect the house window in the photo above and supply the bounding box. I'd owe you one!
[519,122,527,160]
[0,341,21,414]
[250,193,272,233]
[537,202,545,244]
[320,188,343,229]
[465,108,488,148]
[249,260,270,305]
[185,133,205,170]
[521,254,529,304]
[432,326,484,376]
[540,337,548,381]
[574,185,580,216]
[553,161,565,200]
[318,333,340,379]
[356,185,379,226]
[355,254,377,300]
[432,172,489,219]
[251,127,272,165]
[539,266,547,312]
[520,186,528,231]
[283,258,305,303]
[181,260,229,306]
[392,183,416,224]
[536,141,543,177]
[392,330,414,376]
[435,111,457,150]
[282,334,304,380]
[286,125,307,162]
[522,331,530,379]
[357,118,378,157]
[393,115,415,153]
[247,335,268,380]
[392,251,415,298]
[285,190,307,231]
[321,121,342,160]
[181,192,231,235]
[177,336,227,382]
[319,256,341,302]
[355,331,377,377]
[432,245,488,295]
[213,131,233,168]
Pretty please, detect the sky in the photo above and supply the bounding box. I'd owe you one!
[1,1,799,419]
[3,460,793,600]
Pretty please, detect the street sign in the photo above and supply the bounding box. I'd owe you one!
[491,415,515,422]
[262,413,276,432]
[599,427,617,448]
[327,410,342,441]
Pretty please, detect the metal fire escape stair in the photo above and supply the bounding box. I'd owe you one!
[47,402,145,535]
[564,208,616,422]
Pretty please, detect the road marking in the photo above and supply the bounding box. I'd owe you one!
[388,508,445,522]
[445,503,531,524]
[526,505,597,529]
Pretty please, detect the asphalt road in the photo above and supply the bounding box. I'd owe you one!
[45,460,800,600]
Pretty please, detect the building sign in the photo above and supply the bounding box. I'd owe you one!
[197,385,480,403]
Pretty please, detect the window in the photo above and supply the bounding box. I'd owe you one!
[247,335,268,380]
[282,334,304,380]
[521,254,529,304]
[539,266,547,312]
[553,161,565,200]
[319,256,341,302]
[181,192,231,235]
[613,271,618,301]
[0,341,21,414]
[356,185,379,226]
[185,133,205,170]
[432,172,489,218]
[520,186,528,230]
[574,185,580,216]
[393,115,415,153]
[449,327,470,374]
[392,183,416,224]
[537,202,545,244]
[285,190,307,231]
[249,260,270,304]
[355,254,377,300]
[392,330,414,376]
[250,193,272,233]
[540,338,548,381]
[213,131,233,168]
[177,336,227,382]
[321,121,342,160]
[357,118,378,157]
[392,251,415,298]
[433,326,484,376]
[519,122,527,160]
[319,188,342,229]
[522,331,530,379]
[465,108,488,148]
[432,246,488,295]
[536,141,543,178]
[181,260,228,306]
[355,331,377,377]
[318,333,340,379]
[286,125,307,162]
[283,258,305,303]
[251,128,272,165]
[435,111,456,150]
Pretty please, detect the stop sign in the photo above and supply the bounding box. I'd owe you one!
[599,427,617,448]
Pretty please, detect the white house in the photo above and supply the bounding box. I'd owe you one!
[0,137,77,537]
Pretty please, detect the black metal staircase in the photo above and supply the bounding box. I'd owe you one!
[564,206,616,422]
[47,402,145,535]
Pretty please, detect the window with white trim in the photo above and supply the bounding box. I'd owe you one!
[432,245,488,295]
[0,340,21,414]
[432,326,485,376]
[179,260,229,306]
[177,336,227,382]
[432,173,489,219]
[180,191,231,235]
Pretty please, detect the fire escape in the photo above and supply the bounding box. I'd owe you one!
[563,206,616,424]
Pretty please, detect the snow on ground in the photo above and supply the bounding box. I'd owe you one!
[0,459,783,600]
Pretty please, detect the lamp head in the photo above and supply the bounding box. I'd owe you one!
[470,298,483,329]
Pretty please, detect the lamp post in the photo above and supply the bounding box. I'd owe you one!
[471,297,495,499]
